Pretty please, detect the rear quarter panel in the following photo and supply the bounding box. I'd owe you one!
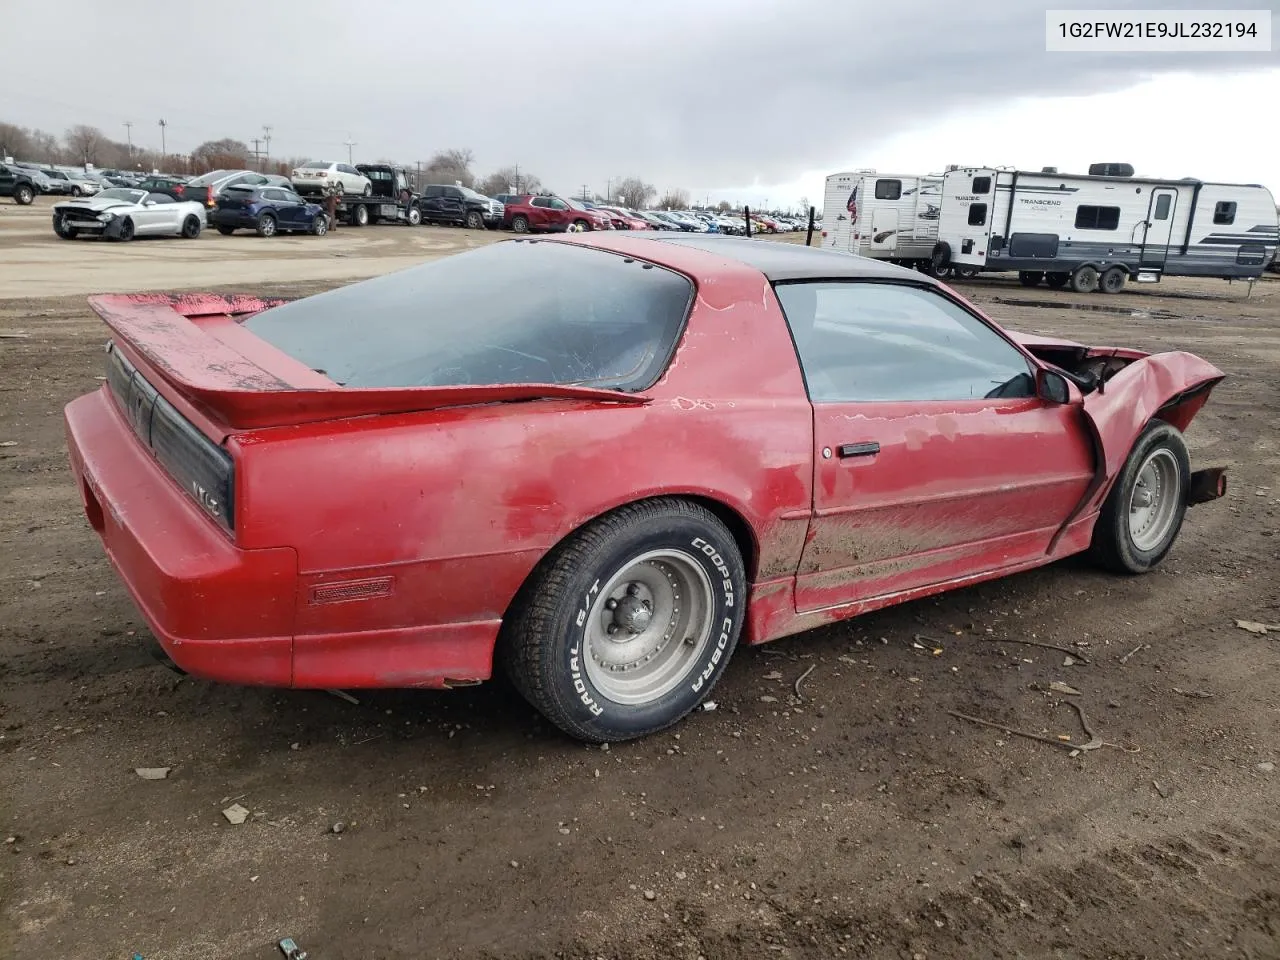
[232,250,814,639]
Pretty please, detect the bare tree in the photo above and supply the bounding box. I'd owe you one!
[478,165,543,197]
[30,129,60,163]
[715,200,733,213]
[658,188,690,211]
[192,138,250,164]
[422,148,476,187]
[65,124,107,165]
[0,123,34,161]
[614,176,656,210]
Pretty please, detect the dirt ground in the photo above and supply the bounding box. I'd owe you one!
[1,195,1278,960]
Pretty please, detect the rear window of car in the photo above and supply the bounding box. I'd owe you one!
[244,241,694,391]
[301,161,331,169]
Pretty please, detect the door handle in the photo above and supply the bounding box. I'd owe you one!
[838,441,880,458]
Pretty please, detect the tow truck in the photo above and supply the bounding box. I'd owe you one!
[324,164,422,227]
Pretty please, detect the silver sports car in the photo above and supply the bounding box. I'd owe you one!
[52,188,207,241]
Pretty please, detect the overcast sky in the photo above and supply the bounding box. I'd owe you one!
[2,0,1276,208]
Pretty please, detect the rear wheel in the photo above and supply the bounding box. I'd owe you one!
[501,499,745,743]
[256,213,277,237]
[1089,421,1190,574]
[1099,266,1128,294]
[930,243,952,276]
[14,184,34,205]
[1045,272,1070,289]
[1019,270,1045,287]
[465,210,484,230]
[350,203,369,227]
[1070,265,1099,293]
[181,215,201,239]
[512,214,530,234]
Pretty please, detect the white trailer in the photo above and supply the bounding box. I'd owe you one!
[933,164,1278,293]
[821,170,943,270]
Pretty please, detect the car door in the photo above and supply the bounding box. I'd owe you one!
[545,197,571,228]
[443,187,466,221]
[280,189,310,229]
[339,164,362,193]
[773,280,1095,612]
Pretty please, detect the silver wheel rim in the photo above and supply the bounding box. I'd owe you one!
[1128,448,1180,551]
[582,549,715,706]
[262,218,275,236]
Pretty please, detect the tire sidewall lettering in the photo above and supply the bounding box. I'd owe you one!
[563,528,743,730]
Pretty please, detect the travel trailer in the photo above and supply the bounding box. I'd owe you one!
[932,164,1278,292]
[821,171,943,270]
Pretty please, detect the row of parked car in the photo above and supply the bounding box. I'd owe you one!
[7,155,818,243]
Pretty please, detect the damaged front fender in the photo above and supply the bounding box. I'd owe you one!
[1048,351,1225,552]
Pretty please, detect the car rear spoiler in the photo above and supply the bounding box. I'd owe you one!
[87,294,649,430]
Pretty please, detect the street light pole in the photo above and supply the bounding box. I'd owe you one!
[158,119,166,169]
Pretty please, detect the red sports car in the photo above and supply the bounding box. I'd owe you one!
[64,234,1227,742]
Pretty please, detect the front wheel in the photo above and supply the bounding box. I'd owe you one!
[570,219,590,232]
[1019,270,1044,287]
[71,186,83,197]
[465,210,484,230]
[116,217,135,242]
[362,183,372,197]
[53,216,77,239]
[14,184,34,205]
[311,214,328,236]
[511,215,529,234]
[1089,421,1190,574]
[216,225,236,236]
[501,499,746,743]
[406,206,421,226]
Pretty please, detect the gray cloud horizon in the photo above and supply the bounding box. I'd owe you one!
[3,0,1274,194]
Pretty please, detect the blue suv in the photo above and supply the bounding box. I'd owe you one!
[212,184,328,237]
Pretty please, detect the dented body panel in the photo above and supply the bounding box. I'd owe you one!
[64,235,1225,690]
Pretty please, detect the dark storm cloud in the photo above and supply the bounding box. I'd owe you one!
[1,0,1273,190]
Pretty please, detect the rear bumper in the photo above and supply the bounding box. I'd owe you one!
[64,388,501,690]
[211,211,262,229]
[65,388,297,685]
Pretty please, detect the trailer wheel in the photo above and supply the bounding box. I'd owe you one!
[1070,265,1099,294]
[1045,272,1070,289]
[930,242,951,275]
[350,203,369,227]
[1018,271,1044,287]
[1099,266,1128,294]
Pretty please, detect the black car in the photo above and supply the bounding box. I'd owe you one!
[211,185,328,237]
[417,184,503,229]
[0,163,41,205]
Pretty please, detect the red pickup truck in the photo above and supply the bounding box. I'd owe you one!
[503,195,612,233]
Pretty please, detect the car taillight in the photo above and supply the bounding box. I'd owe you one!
[151,396,236,534]
[316,171,327,177]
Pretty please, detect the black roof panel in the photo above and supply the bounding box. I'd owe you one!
[619,234,934,283]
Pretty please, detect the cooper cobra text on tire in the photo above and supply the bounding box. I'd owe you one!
[500,498,746,742]
[1089,420,1191,574]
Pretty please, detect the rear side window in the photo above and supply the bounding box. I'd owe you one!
[244,241,694,391]
[1074,205,1120,230]
[874,179,901,200]
[1213,201,1236,224]
[967,203,988,226]
[971,176,991,194]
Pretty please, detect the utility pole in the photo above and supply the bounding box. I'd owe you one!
[250,138,263,169]
[606,178,613,202]
[158,119,166,169]
[344,136,357,164]
[123,121,133,160]
[513,163,519,194]
[262,125,272,169]
[581,183,589,201]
